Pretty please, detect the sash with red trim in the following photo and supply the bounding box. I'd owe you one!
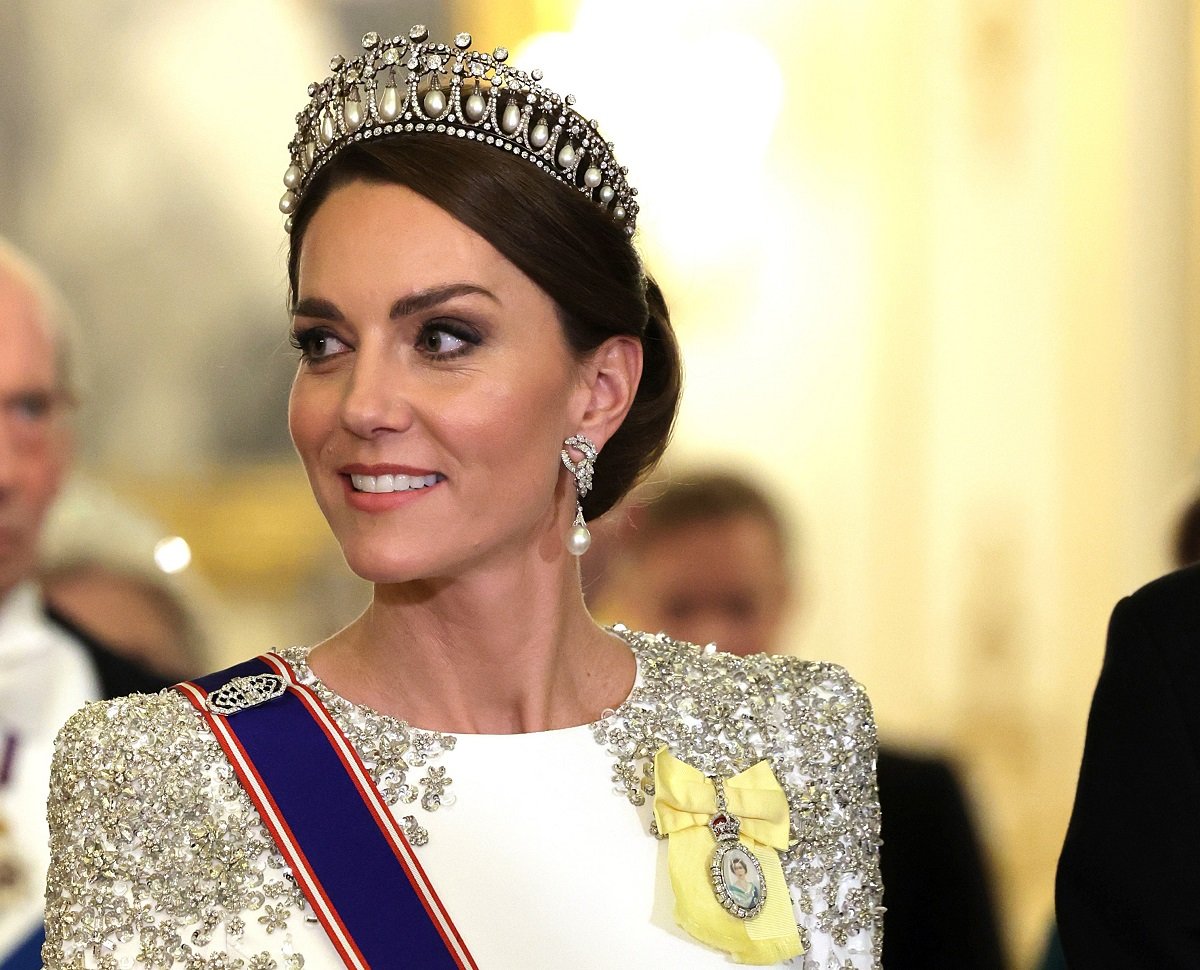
[175,654,476,970]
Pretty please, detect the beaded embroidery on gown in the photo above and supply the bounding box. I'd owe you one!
[43,629,883,969]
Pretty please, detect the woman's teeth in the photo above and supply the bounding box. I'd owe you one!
[349,473,440,493]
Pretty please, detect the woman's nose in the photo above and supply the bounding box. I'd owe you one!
[338,347,415,439]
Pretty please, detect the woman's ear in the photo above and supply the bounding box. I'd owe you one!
[570,334,643,449]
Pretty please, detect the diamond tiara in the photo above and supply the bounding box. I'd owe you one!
[279,26,639,234]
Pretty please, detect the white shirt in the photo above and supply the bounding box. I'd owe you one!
[0,583,100,961]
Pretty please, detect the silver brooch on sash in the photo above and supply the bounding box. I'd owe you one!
[708,779,767,919]
[206,674,288,715]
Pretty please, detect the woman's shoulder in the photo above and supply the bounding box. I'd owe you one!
[49,685,241,864]
[46,685,311,968]
[49,688,222,836]
[53,685,204,761]
[621,626,873,716]
[616,627,877,774]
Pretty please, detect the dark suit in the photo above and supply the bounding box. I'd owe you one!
[877,748,1007,969]
[44,605,171,698]
[1057,564,1200,965]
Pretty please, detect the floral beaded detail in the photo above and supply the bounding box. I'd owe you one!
[277,645,457,844]
[593,628,884,966]
[43,648,455,970]
[43,634,881,969]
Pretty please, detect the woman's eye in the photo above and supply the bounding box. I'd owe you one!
[291,328,349,361]
[417,322,480,358]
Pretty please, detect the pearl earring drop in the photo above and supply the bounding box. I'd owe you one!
[567,506,592,556]
[560,434,599,557]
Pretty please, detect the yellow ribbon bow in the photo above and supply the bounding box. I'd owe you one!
[652,746,803,964]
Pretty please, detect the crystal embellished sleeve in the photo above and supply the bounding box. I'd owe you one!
[593,632,883,969]
[42,692,314,970]
[772,658,883,969]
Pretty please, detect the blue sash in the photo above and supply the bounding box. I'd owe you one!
[177,655,475,970]
[0,923,44,970]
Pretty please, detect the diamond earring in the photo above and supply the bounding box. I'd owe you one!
[560,434,598,556]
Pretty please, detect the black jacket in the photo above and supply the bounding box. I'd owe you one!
[1057,563,1200,965]
[44,604,172,699]
[878,748,1007,969]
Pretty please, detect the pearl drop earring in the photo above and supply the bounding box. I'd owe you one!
[560,434,598,556]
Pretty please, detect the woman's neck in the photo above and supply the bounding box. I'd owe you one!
[306,556,635,735]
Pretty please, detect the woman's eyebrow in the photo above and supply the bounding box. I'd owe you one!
[290,284,498,320]
[390,283,499,318]
[290,296,342,320]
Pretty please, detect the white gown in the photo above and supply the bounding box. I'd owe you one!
[43,631,882,969]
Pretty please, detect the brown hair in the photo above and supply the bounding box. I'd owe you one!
[287,136,682,519]
[629,471,791,556]
[1174,493,1200,568]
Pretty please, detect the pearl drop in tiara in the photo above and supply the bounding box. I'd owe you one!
[280,26,639,234]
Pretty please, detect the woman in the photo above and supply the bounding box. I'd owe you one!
[725,855,764,912]
[43,26,882,969]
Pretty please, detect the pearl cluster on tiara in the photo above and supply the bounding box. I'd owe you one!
[279,26,639,234]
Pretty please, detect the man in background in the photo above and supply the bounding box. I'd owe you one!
[0,238,166,970]
[1053,485,1200,965]
[41,558,204,681]
[592,471,1008,969]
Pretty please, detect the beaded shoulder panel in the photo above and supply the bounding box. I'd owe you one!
[42,636,882,969]
[595,629,883,964]
[43,657,455,970]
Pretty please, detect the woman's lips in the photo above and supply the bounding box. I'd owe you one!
[336,468,444,511]
[348,471,441,493]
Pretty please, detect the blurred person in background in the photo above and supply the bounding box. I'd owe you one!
[40,558,205,680]
[593,470,1008,969]
[0,238,167,970]
[1171,489,1200,569]
[1055,484,1200,965]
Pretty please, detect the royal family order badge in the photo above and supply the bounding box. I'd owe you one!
[652,746,803,961]
[708,782,767,919]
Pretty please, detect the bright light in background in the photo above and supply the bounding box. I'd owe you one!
[131,0,334,251]
[154,535,192,574]
[516,3,783,273]
[513,0,869,405]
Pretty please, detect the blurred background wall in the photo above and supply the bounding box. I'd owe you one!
[2,0,1197,963]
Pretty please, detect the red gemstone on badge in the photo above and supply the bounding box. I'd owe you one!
[708,811,741,841]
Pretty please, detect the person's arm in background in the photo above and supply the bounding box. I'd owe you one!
[1057,568,1200,965]
[877,750,1006,969]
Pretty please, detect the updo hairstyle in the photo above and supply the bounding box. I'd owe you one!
[286,135,682,520]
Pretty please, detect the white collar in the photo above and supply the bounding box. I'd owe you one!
[0,582,56,664]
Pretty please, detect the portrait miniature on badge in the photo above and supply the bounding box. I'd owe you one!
[707,804,768,919]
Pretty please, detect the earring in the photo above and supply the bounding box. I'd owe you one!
[560,434,598,556]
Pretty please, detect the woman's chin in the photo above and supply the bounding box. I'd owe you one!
[340,549,431,585]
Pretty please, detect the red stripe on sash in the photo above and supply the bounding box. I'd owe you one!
[175,680,371,970]
[177,657,478,970]
[260,653,478,968]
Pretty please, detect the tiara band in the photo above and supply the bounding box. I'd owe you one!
[280,26,639,234]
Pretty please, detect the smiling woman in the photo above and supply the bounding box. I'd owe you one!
[285,179,630,593]
[42,26,882,970]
